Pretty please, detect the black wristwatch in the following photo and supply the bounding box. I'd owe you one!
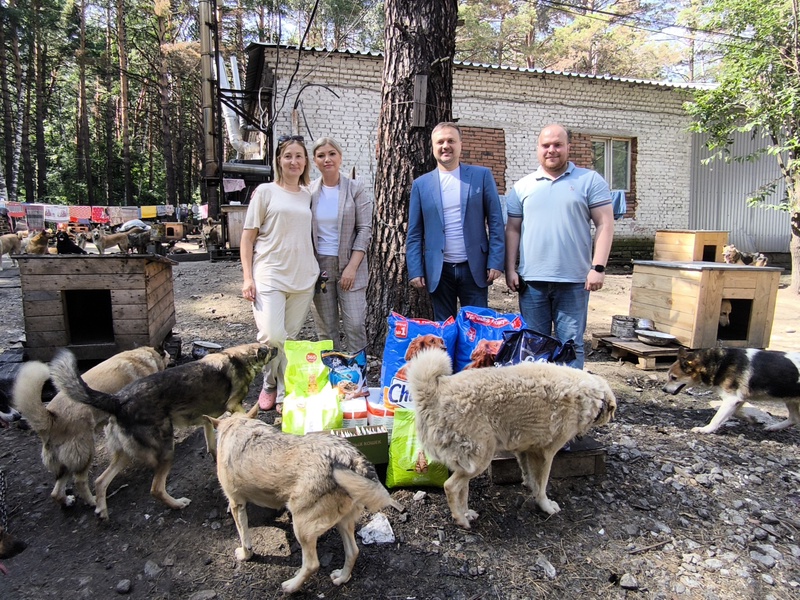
[592,264,606,273]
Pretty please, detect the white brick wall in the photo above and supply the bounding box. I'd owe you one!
[261,47,696,245]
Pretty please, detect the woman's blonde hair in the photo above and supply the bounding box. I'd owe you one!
[311,136,343,157]
[274,135,310,186]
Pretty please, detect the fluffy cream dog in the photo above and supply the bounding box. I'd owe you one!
[406,348,616,529]
[13,347,169,507]
[0,232,22,270]
[209,411,403,594]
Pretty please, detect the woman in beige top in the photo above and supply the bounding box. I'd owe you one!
[241,135,319,411]
[309,137,373,351]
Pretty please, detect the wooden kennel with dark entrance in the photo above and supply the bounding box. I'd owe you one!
[629,260,782,349]
[17,255,176,361]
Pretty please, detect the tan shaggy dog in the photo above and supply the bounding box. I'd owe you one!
[406,348,616,529]
[24,229,52,255]
[208,411,403,594]
[0,232,22,270]
[13,347,169,507]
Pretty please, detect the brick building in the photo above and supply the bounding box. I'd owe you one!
[241,44,789,260]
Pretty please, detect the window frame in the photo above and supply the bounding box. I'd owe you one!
[591,136,631,192]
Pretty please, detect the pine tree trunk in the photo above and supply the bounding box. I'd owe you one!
[117,0,133,205]
[34,0,47,199]
[77,0,94,206]
[157,12,177,207]
[790,210,800,294]
[365,0,458,354]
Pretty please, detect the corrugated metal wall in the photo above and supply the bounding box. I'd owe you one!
[690,131,790,252]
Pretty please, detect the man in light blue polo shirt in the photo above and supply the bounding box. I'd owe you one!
[504,124,615,369]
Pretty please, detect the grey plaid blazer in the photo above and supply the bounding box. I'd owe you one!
[309,174,373,290]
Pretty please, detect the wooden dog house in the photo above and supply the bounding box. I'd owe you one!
[17,255,176,361]
[653,230,728,263]
[629,260,781,349]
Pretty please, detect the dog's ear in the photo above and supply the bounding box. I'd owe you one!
[246,404,260,419]
[204,415,221,428]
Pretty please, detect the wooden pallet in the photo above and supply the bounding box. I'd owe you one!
[592,332,680,370]
[490,436,606,484]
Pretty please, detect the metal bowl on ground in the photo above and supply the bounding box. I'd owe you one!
[191,340,222,360]
[634,329,678,346]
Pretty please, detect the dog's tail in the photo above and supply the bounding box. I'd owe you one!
[49,350,121,416]
[403,347,452,408]
[11,361,54,434]
[333,468,404,513]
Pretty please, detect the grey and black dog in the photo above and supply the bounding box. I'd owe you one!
[49,343,276,519]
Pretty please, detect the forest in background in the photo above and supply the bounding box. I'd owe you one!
[0,0,726,209]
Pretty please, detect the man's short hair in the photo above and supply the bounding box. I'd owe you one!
[538,124,572,143]
[432,122,462,139]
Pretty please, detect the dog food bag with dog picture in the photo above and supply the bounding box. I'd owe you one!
[386,407,448,489]
[321,348,368,399]
[282,339,343,435]
[380,312,457,410]
[454,306,526,371]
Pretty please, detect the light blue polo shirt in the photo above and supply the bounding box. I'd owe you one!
[506,162,611,283]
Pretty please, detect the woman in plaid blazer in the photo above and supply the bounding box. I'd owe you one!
[309,137,373,352]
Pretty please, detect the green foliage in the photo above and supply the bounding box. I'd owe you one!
[685,0,800,213]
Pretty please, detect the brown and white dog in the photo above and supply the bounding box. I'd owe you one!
[663,347,800,433]
[13,347,169,507]
[464,339,503,370]
[406,347,616,528]
[722,244,768,267]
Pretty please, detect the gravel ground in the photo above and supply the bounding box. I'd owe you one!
[0,252,799,599]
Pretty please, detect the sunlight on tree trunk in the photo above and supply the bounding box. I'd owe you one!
[365,0,458,353]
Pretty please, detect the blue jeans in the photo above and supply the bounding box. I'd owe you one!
[518,281,589,369]
[430,261,488,321]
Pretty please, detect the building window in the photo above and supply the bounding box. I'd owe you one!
[592,137,631,191]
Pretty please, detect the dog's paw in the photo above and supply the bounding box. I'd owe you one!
[281,576,305,595]
[234,546,252,561]
[538,498,561,515]
[764,420,792,432]
[95,507,110,520]
[330,568,352,586]
[690,425,717,434]
[465,509,479,522]
[63,495,76,508]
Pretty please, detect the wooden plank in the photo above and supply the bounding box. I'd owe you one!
[629,287,697,313]
[25,330,68,347]
[111,303,147,320]
[112,318,150,336]
[150,314,176,347]
[18,273,146,291]
[18,256,146,276]
[490,440,606,484]
[22,299,63,318]
[633,264,703,281]
[111,289,146,305]
[627,301,697,330]
[631,272,700,296]
[750,270,781,348]
[721,287,756,300]
[694,270,724,348]
[147,293,176,338]
[21,290,61,302]
[24,315,66,333]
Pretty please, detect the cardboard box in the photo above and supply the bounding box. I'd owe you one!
[331,426,389,465]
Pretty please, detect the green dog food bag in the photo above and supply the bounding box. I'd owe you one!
[386,407,448,489]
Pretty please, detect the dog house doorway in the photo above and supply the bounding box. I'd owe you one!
[717,298,752,342]
[63,290,114,345]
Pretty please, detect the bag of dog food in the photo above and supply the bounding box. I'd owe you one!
[380,312,457,410]
[385,407,448,489]
[282,340,343,435]
[454,306,525,371]
[322,347,368,399]
[494,328,577,366]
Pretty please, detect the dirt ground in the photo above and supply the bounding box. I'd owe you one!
[1,247,800,599]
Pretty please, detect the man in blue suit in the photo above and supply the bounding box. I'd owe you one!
[407,122,505,321]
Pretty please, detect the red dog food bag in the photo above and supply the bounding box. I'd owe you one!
[380,312,456,410]
[454,306,526,372]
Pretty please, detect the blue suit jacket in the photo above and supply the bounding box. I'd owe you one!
[406,163,505,293]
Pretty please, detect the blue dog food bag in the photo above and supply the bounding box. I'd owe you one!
[380,312,456,410]
[454,306,525,371]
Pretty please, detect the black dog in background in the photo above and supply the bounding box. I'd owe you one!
[56,231,88,255]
